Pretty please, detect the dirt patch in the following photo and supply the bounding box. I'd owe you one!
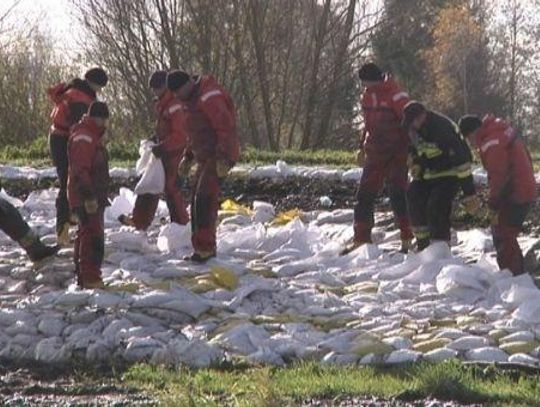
[0,362,155,406]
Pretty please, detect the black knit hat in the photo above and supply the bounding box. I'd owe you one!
[88,102,110,119]
[84,67,108,87]
[458,115,483,136]
[149,70,168,89]
[358,62,384,82]
[167,70,190,91]
[402,101,427,129]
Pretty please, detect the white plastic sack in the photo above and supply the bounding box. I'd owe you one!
[134,141,165,195]
[157,223,192,253]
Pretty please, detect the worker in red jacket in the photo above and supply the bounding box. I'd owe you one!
[67,102,110,289]
[118,70,189,230]
[167,70,240,263]
[48,67,108,246]
[343,63,413,254]
[459,114,537,275]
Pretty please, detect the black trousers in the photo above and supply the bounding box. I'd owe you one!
[0,197,31,243]
[49,132,70,233]
[407,177,460,243]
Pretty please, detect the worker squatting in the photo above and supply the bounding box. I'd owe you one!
[0,63,535,289]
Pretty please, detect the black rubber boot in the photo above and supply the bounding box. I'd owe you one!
[26,239,60,262]
[183,252,216,263]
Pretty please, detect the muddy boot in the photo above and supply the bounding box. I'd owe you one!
[416,238,430,252]
[184,251,216,263]
[57,222,71,247]
[23,236,60,262]
[117,214,135,227]
[79,277,105,290]
[340,240,369,256]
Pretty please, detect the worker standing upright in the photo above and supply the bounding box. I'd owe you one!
[343,62,413,254]
[48,68,108,246]
[459,114,537,275]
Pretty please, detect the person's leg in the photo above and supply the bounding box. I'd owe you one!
[162,152,189,225]
[49,132,70,242]
[353,153,387,244]
[407,180,431,250]
[493,202,531,275]
[129,194,160,230]
[386,149,413,248]
[0,197,58,261]
[427,178,459,244]
[190,161,220,261]
[77,207,105,287]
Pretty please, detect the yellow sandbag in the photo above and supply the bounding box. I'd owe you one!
[353,334,394,357]
[456,316,480,327]
[220,199,252,216]
[488,329,508,343]
[190,277,220,294]
[412,333,433,343]
[346,281,379,294]
[210,266,239,290]
[413,338,452,353]
[429,319,456,328]
[385,328,416,339]
[499,341,539,355]
[270,209,302,226]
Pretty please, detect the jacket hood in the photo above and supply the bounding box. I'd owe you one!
[67,78,97,98]
[366,75,401,93]
[476,115,509,145]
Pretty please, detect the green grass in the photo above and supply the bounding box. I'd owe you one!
[122,361,540,406]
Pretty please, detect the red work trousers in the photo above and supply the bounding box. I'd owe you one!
[354,148,412,243]
[492,201,531,276]
[74,207,104,286]
[191,160,220,254]
[132,151,189,230]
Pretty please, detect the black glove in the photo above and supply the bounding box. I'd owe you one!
[152,144,164,158]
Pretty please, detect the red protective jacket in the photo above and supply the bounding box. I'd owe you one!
[48,79,97,136]
[183,76,240,163]
[475,115,537,209]
[155,90,187,153]
[67,115,110,209]
[361,75,410,153]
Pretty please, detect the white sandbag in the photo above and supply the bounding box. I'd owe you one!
[211,322,270,355]
[512,300,540,324]
[385,349,422,364]
[135,139,155,175]
[86,340,113,362]
[448,336,489,351]
[508,353,540,366]
[123,336,162,362]
[132,289,210,319]
[418,241,452,263]
[252,201,275,224]
[499,331,535,344]
[151,338,223,368]
[423,348,458,363]
[54,291,92,307]
[465,347,508,363]
[38,317,66,337]
[157,223,192,253]
[322,351,359,365]
[0,188,24,208]
[35,337,70,363]
[457,229,493,252]
[247,347,286,366]
[107,189,136,221]
[436,264,493,301]
[134,142,165,195]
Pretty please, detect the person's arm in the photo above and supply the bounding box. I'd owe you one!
[200,91,239,163]
[480,136,510,209]
[161,102,186,152]
[391,90,410,122]
[69,133,96,200]
[68,102,89,127]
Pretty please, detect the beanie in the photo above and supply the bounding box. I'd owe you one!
[88,101,110,119]
[149,70,168,89]
[358,62,384,82]
[402,101,427,129]
[458,115,483,136]
[167,70,190,91]
[84,67,108,87]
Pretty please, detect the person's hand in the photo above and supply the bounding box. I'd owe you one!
[84,198,99,215]
[356,149,365,167]
[152,144,164,158]
[216,159,234,178]
[410,164,422,180]
[178,156,193,178]
[462,195,482,216]
[488,209,499,226]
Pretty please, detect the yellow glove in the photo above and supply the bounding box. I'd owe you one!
[462,195,482,216]
[177,156,193,178]
[356,149,365,167]
[488,209,499,226]
[216,159,234,178]
[84,198,99,215]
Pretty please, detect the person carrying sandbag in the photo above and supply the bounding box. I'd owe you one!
[118,70,189,230]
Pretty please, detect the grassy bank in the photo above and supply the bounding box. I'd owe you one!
[123,361,540,406]
[0,138,356,168]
